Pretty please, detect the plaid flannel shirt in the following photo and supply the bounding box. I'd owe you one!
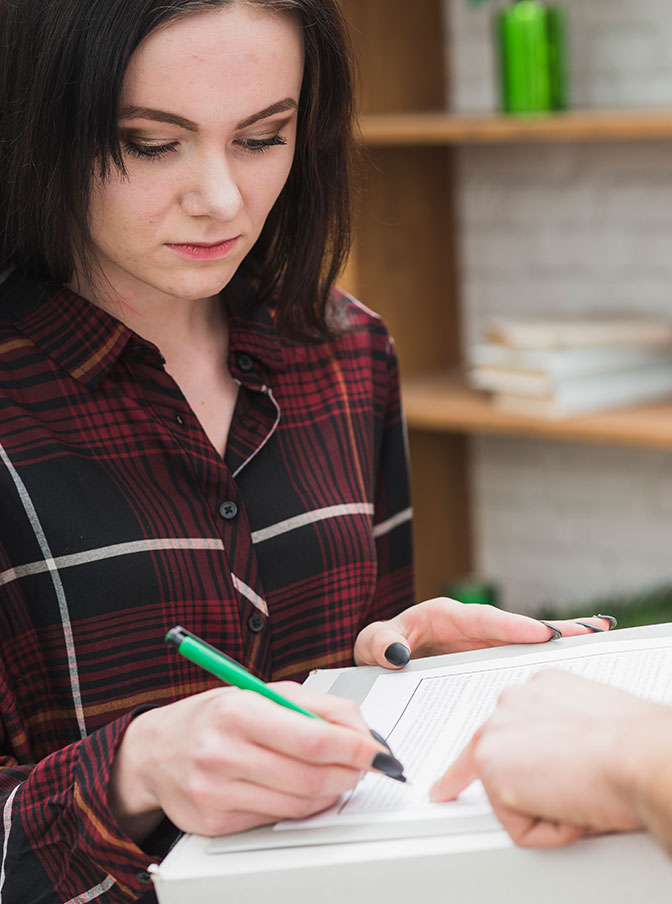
[0,273,414,903]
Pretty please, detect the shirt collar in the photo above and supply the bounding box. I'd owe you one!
[0,274,133,388]
[0,271,287,388]
[225,274,286,374]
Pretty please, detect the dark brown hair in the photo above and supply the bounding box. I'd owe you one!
[0,0,358,340]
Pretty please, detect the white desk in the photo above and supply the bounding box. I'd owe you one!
[152,824,672,903]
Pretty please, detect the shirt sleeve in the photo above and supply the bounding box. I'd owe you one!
[0,658,174,904]
[367,333,415,622]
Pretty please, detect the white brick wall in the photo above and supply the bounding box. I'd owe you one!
[458,141,672,348]
[472,436,672,614]
[444,0,672,613]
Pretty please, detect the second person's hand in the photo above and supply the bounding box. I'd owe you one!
[429,670,661,847]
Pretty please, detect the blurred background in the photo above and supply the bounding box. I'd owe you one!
[338,0,672,627]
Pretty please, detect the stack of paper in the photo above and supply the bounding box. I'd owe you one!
[468,315,672,418]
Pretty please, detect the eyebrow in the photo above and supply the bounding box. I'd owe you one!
[118,98,298,132]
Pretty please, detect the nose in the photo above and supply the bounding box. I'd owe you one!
[180,151,243,221]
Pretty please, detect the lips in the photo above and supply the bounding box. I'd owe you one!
[165,236,240,261]
[169,238,237,248]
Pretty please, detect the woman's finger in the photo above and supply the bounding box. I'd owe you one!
[199,731,366,800]
[538,615,617,638]
[270,681,374,734]
[208,689,383,771]
[353,620,412,668]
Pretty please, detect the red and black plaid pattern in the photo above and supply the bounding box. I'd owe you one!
[0,273,414,903]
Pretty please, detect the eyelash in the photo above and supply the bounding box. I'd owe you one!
[122,134,288,160]
[240,135,288,154]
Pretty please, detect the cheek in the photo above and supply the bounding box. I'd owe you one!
[246,158,295,218]
[91,171,172,242]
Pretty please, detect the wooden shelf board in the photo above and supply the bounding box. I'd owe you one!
[360,110,672,145]
[403,373,672,450]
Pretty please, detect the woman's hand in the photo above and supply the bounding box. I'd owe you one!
[354,597,615,668]
[430,671,672,848]
[108,682,388,843]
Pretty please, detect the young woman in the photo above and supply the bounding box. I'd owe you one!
[0,1,609,901]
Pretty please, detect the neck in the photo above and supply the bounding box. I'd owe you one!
[67,274,228,363]
[118,293,226,360]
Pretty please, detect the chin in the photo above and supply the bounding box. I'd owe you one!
[164,270,238,300]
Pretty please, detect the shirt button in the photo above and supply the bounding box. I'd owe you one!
[136,871,153,885]
[219,501,238,520]
[238,353,253,372]
[248,612,265,633]
[175,414,184,426]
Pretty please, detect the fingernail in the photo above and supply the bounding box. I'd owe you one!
[576,621,604,633]
[538,620,562,641]
[371,751,406,780]
[595,614,618,630]
[369,729,392,752]
[385,643,411,666]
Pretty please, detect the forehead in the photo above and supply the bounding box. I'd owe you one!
[121,4,304,123]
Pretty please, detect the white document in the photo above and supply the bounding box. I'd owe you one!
[274,635,672,832]
[207,633,672,853]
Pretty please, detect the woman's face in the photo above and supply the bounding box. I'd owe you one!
[79,4,303,308]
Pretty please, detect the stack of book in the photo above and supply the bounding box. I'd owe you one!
[467,315,672,418]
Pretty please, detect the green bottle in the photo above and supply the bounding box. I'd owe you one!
[496,1,567,114]
[547,6,568,111]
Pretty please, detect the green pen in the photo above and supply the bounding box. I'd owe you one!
[164,625,406,782]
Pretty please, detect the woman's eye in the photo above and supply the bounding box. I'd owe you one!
[122,141,177,160]
[237,135,288,154]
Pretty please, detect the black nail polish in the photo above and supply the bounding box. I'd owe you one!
[595,614,618,630]
[576,621,604,633]
[385,643,411,666]
[538,620,562,641]
[371,751,406,779]
[369,729,392,752]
